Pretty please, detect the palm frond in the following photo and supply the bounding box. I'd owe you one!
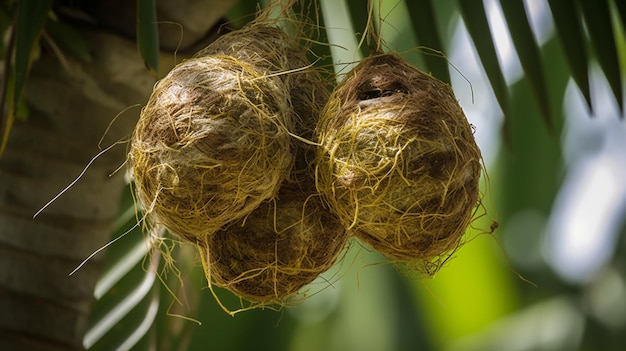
[579,0,623,115]
[500,0,554,128]
[137,0,159,77]
[458,0,511,119]
[548,0,593,112]
[84,194,159,351]
[0,0,52,158]
[405,0,451,83]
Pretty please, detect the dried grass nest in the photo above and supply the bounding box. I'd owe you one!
[203,173,348,305]
[195,23,331,137]
[129,14,347,306]
[129,54,294,243]
[315,53,482,273]
[129,22,329,245]
[193,22,346,305]
[192,22,345,305]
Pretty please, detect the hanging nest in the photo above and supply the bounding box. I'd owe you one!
[203,176,348,305]
[315,53,482,274]
[198,20,341,305]
[130,0,345,308]
[129,5,333,244]
[129,54,294,243]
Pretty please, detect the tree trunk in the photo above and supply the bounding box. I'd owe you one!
[0,1,237,349]
[0,30,154,351]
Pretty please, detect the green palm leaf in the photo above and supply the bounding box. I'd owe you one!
[578,0,623,115]
[0,0,51,157]
[84,192,159,351]
[137,0,159,76]
[500,0,554,128]
[405,0,451,83]
[548,0,592,112]
[458,0,511,120]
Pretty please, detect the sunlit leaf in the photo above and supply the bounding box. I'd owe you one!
[320,0,362,74]
[615,0,626,33]
[85,190,158,351]
[405,0,451,84]
[500,37,568,217]
[458,0,510,120]
[547,0,592,113]
[87,267,159,351]
[137,0,159,76]
[412,234,518,346]
[346,0,371,57]
[500,0,553,129]
[579,0,624,115]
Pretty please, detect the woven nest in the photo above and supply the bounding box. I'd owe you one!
[203,169,348,304]
[196,22,331,143]
[198,22,341,304]
[205,181,348,305]
[130,4,344,307]
[129,54,294,243]
[315,53,482,273]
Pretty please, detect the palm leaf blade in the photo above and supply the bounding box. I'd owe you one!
[500,0,553,128]
[405,0,451,83]
[85,190,159,351]
[547,0,592,112]
[13,0,51,109]
[0,0,51,157]
[346,0,371,57]
[579,0,624,115]
[615,0,626,32]
[458,0,510,118]
[136,0,159,76]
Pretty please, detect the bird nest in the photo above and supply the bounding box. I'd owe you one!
[315,53,482,274]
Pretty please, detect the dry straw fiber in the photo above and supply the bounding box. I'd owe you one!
[316,53,482,274]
